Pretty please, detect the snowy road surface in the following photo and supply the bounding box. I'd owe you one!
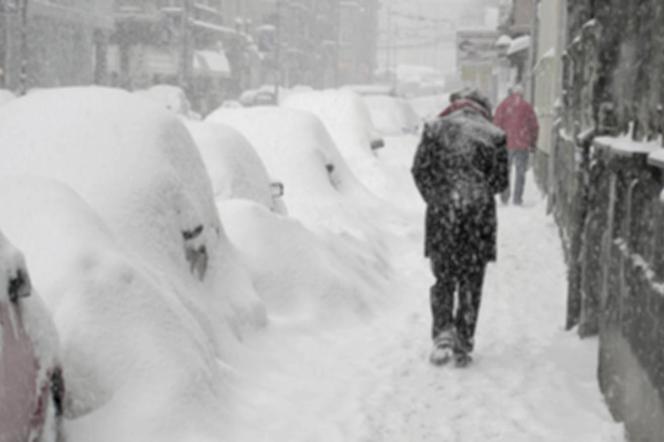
[225,169,623,441]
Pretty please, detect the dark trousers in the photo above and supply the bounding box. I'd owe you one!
[430,253,486,353]
[501,150,529,205]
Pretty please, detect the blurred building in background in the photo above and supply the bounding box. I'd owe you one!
[109,0,233,113]
[337,0,379,85]
[0,0,381,110]
[0,0,114,91]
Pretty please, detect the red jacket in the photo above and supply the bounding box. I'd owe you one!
[493,94,539,151]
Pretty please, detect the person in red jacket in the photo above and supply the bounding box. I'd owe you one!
[493,85,539,205]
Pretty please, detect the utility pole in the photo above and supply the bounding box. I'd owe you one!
[0,1,10,88]
[178,0,193,96]
[18,0,28,95]
[274,0,281,103]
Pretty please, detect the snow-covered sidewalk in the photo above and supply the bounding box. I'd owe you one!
[224,173,623,442]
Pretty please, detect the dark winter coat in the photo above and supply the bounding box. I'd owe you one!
[493,93,539,151]
[412,106,509,267]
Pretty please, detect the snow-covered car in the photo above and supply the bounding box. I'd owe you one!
[202,106,392,323]
[0,177,243,442]
[0,231,63,442]
[239,85,278,106]
[185,120,287,214]
[0,88,267,440]
[134,84,200,119]
[282,89,384,162]
[363,95,421,136]
[207,107,400,249]
[342,84,397,97]
[283,89,419,203]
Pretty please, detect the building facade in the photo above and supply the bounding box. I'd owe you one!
[109,0,233,112]
[1,0,114,92]
[531,0,566,191]
[541,2,664,440]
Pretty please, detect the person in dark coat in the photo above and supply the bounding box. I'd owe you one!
[412,90,509,366]
[493,84,539,205]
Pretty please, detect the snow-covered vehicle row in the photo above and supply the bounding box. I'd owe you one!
[0,85,409,441]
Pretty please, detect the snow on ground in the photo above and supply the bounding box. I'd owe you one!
[219,199,390,326]
[0,89,15,107]
[223,151,624,442]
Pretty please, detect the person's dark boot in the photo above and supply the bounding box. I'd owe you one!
[453,334,474,368]
[430,329,456,366]
[454,351,473,368]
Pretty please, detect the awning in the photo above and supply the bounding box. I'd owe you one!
[507,35,531,55]
[495,34,512,47]
[194,50,231,78]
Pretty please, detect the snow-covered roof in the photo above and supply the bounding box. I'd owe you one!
[647,147,664,168]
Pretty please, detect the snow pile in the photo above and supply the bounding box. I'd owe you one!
[0,87,266,439]
[134,84,197,119]
[185,120,277,211]
[363,95,421,136]
[0,178,233,442]
[220,199,390,325]
[0,89,15,107]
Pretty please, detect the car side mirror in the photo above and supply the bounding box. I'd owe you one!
[270,182,285,198]
[371,138,385,150]
[8,268,31,303]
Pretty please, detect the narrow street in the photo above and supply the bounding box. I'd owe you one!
[225,168,623,442]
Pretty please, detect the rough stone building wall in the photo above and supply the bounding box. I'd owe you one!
[552,1,664,439]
